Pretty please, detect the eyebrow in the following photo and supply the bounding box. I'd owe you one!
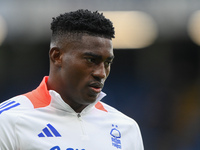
[84,52,114,60]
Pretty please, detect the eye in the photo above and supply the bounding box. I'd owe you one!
[105,61,113,67]
[86,58,96,63]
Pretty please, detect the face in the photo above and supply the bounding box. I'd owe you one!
[56,35,114,109]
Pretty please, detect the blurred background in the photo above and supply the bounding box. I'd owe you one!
[0,0,200,149]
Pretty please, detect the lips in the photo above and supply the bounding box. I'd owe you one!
[88,82,104,94]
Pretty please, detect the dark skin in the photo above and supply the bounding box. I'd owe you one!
[47,34,114,113]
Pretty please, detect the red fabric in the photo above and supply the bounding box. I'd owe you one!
[24,76,51,108]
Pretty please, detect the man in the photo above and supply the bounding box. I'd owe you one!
[0,9,144,150]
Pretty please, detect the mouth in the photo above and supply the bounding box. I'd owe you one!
[88,82,104,94]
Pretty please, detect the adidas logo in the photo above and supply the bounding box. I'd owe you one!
[38,124,61,137]
[0,100,20,114]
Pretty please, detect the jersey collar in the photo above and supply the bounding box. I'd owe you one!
[24,76,108,113]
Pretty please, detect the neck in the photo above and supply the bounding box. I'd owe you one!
[47,75,88,113]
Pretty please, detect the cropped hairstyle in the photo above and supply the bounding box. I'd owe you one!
[50,9,115,40]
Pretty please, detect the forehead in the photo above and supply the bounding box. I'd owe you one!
[82,35,112,49]
[67,35,114,57]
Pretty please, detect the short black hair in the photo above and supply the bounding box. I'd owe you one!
[51,9,115,39]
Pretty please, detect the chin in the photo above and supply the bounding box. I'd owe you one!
[83,96,98,104]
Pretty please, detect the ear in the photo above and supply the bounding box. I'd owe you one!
[49,47,63,66]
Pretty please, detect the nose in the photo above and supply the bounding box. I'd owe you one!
[92,63,107,80]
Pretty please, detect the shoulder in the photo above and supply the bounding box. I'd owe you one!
[0,95,34,120]
[0,95,34,111]
[100,101,130,117]
[0,95,34,149]
[0,95,35,128]
[100,101,139,125]
[100,102,144,148]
